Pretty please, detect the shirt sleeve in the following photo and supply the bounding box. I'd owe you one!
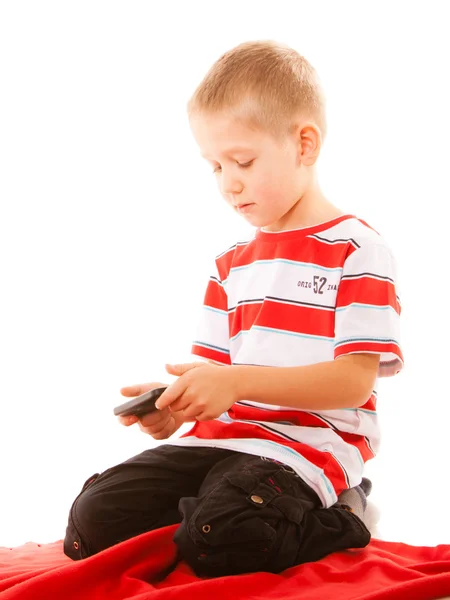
[334,242,404,377]
[191,258,231,365]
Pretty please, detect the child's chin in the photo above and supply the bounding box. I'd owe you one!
[240,213,268,227]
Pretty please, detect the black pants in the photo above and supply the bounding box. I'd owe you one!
[63,445,370,577]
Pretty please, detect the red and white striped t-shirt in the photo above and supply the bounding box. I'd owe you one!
[167,214,404,507]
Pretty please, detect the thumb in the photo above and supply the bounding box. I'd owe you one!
[165,362,204,376]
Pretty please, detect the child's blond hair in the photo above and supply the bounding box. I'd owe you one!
[188,40,327,141]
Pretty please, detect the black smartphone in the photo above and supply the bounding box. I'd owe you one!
[113,386,168,418]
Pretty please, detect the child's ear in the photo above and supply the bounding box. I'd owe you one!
[297,123,322,166]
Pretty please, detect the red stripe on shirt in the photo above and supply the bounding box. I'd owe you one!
[218,236,352,272]
[204,279,228,311]
[229,404,335,429]
[337,277,401,314]
[335,341,403,364]
[216,249,239,282]
[229,300,334,339]
[191,345,231,365]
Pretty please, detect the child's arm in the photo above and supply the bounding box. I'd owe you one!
[232,353,380,410]
[158,353,380,419]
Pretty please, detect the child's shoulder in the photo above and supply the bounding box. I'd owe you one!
[205,231,256,281]
[323,215,395,255]
[214,231,256,261]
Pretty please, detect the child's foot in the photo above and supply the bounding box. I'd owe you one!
[336,478,372,522]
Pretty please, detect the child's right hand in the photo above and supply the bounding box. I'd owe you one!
[118,382,182,440]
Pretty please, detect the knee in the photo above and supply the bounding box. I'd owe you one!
[173,471,294,577]
[63,480,113,560]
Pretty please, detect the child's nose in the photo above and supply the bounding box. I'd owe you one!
[220,171,243,196]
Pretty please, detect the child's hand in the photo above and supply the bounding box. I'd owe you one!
[156,362,238,421]
[118,382,182,440]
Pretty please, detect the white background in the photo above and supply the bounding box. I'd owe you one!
[0,1,449,549]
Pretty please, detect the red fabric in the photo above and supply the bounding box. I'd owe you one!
[1,527,449,600]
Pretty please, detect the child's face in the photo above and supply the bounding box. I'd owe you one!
[190,111,308,231]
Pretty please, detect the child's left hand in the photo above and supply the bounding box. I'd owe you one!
[155,362,238,421]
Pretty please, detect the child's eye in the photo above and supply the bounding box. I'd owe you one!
[238,160,254,168]
[212,160,254,174]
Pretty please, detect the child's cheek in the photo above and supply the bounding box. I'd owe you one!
[255,180,286,210]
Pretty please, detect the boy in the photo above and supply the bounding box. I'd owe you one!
[64,40,403,577]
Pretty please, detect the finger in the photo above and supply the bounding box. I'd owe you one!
[195,411,213,422]
[165,362,204,377]
[155,379,188,410]
[167,391,195,413]
[138,407,170,428]
[166,400,188,413]
[150,416,177,440]
[139,413,173,436]
[120,385,146,397]
[182,405,203,420]
[120,382,166,397]
[119,415,138,426]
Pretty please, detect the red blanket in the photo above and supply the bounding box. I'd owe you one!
[1,526,449,600]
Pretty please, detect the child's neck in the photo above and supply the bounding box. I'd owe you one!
[266,188,346,232]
